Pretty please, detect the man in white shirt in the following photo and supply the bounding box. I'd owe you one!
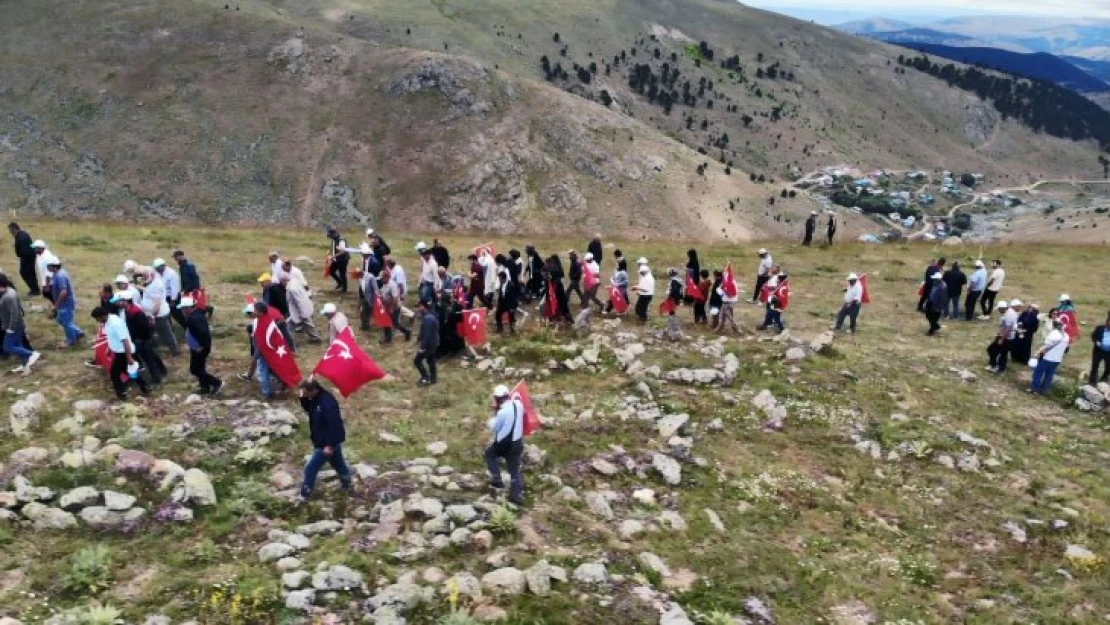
[139,267,180,356]
[834,273,864,334]
[93,305,150,401]
[154,257,183,328]
[1030,318,1069,394]
[282,258,322,343]
[987,300,1016,372]
[268,251,288,285]
[31,240,58,301]
[481,252,498,308]
[980,259,1006,319]
[484,384,525,506]
[416,242,439,304]
[633,265,655,322]
[320,302,350,345]
[752,248,773,304]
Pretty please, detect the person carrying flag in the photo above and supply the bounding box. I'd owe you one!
[91,305,151,401]
[1088,311,1110,386]
[707,269,723,328]
[716,263,740,334]
[688,269,708,324]
[494,263,519,334]
[759,270,790,333]
[661,268,682,315]
[485,384,526,506]
[752,249,773,304]
[633,259,655,323]
[1057,294,1080,347]
[296,379,353,503]
[320,302,349,345]
[467,253,487,309]
[582,252,604,310]
[833,273,864,335]
[605,257,629,315]
[379,267,411,344]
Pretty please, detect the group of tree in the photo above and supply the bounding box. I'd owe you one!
[898,55,1110,150]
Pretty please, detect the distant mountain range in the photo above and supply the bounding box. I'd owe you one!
[837,17,1110,98]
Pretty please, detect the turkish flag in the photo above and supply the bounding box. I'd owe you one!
[185,289,210,311]
[544,281,560,320]
[860,274,872,304]
[722,264,738,298]
[511,381,542,436]
[373,297,393,328]
[254,316,303,388]
[244,292,257,305]
[608,285,629,314]
[323,254,333,278]
[313,327,385,397]
[583,263,600,291]
[458,308,488,346]
[773,278,791,310]
[92,325,118,381]
[686,275,705,301]
[659,298,677,315]
[1058,309,1080,341]
[454,281,469,309]
[474,243,496,258]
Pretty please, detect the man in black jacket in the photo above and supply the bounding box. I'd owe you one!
[566,251,583,307]
[180,297,223,395]
[917,257,945,312]
[430,238,450,270]
[116,292,165,385]
[325,228,349,293]
[587,234,603,269]
[414,299,439,386]
[803,212,816,246]
[297,380,352,501]
[8,223,39,296]
[925,272,947,336]
[1090,313,1110,386]
[942,261,967,320]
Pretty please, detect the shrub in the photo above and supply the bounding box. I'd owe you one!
[489,504,518,535]
[63,545,114,595]
[438,610,482,625]
[60,603,122,625]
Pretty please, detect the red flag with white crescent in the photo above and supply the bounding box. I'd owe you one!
[511,380,542,436]
[253,315,303,388]
[458,308,488,346]
[544,281,560,320]
[608,285,629,314]
[474,243,496,258]
[722,263,738,298]
[773,278,791,310]
[313,327,384,397]
[686,275,705,302]
[373,297,393,329]
[92,324,115,376]
[1058,309,1080,341]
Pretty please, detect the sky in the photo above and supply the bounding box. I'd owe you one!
[741,0,1110,23]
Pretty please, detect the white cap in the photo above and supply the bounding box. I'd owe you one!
[178,297,196,309]
[114,274,130,284]
[366,227,375,237]
[493,384,511,398]
[584,252,593,260]
[416,241,428,251]
[1010,299,1023,307]
[636,257,648,265]
[359,242,373,255]
[847,273,858,280]
[1059,293,1070,302]
[811,211,818,215]
[931,272,943,280]
[152,258,166,268]
[321,303,337,315]
[31,239,45,249]
[46,256,61,266]
[974,260,985,267]
[122,260,137,272]
[997,300,1009,309]
[242,304,254,315]
[758,248,768,255]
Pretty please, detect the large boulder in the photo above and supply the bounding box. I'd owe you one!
[481,567,527,596]
[59,486,101,511]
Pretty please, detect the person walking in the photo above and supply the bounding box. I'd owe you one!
[826,213,837,245]
[633,261,655,323]
[925,272,947,336]
[297,380,353,502]
[760,272,789,333]
[180,296,223,395]
[942,261,966,320]
[325,228,350,293]
[282,258,323,343]
[581,252,603,310]
[980,259,1005,318]
[1011,301,1040,364]
[153,258,184,331]
[467,254,487,309]
[833,273,863,334]
[48,258,85,346]
[485,384,526,506]
[91,305,151,401]
[138,267,179,357]
[416,242,439,305]
[803,211,817,246]
[566,251,584,306]
[524,245,545,302]
[685,249,701,296]
[414,299,439,386]
[495,264,519,334]
[708,269,723,328]
[587,234,603,270]
[986,300,1016,373]
[430,238,451,271]
[116,291,166,385]
[380,267,411,344]
[1088,312,1110,386]
[693,269,710,324]
[0,274,41,375]
[604,256,629,315]
[965,260,987,321]
[917,258,945,313]
[1030,318,1069,394]
[8,223,39,296]
[752,249,773,304]
[320,302,349,344]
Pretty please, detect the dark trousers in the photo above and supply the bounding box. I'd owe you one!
[153,316,180,356]
[926,310,942,335]
[134,339,165,384]
[110,352,150,399]
[1090,349,1110,386]
[495,302,515,332]
[981,289,999,316]
[330,256,349,292]
[752,275,769,302]
[761,308,784,332]
[485,438,524,502]
[170,297,187,330]
[836,302,860,333]
[189,347,221,392]
[803,230,813,246]
[693,301,707,324]
[468,288,491,309]
[300,444,352,499]
[827,229,836,245]
[566,279,583,305]
[916,291,928,313]
[987,339,1009,371]
[635,295,652,322]
[414,350,437,383]
[1010,336,1033,365]
[383,307,411,342]
[964,290,982,321]
[19,257,39,295]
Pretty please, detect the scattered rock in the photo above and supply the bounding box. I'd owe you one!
[103,490,137,511]
[297,519,343,536]
[426,441,448,456]
[259,542,297,562]
[591,458,620,476]
[181,469,217,507]
[619,519,646,540]
[652,453,682,485]
[59,486,100,511]
[704,508,726,533]
[285,589,315,611]
[572,562,609,585]
[283,570,310,589]
[785,347,807,362]
[313,565,364,591]
[9,392,45,437]
[656,414,689,438]
[584,491,615,520]
[829,600,877,625]
[115,450,156,474]
[745,596,775,624]
[481,567,527,596]
[21,502,77,530]
[638,552,671,576]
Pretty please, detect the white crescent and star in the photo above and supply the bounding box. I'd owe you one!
[327,338,354,361]
[264,320,288,358]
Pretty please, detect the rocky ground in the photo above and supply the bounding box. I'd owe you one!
[1,223,1110,623]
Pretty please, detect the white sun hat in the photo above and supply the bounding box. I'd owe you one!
[493,384,511,398]
[321,303,337,315]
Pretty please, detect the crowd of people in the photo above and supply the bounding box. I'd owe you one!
[5,221,1110,504]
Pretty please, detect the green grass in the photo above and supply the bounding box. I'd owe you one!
[2,222,1110,622]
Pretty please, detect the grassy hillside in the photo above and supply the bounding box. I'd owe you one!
[2,221,1110,623]
[0,0,1104,240]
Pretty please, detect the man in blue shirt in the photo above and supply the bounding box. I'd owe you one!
[49,258,85,346]
[297,380,352,502]
[92,306,150,401]
[484,384,525,506]
[965,260,987,322]
[413,299,439,386]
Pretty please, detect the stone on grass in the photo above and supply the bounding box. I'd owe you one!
[115,450,156,474]
[446,504,478,523]
[445,572,482,599]
[481,567,526,596]
[21,502,77,530]
[652,453,682,485]
[584,491,614,520]
[285,589,315,610]
[472,530,493,551]
[426,441,448,456]
[150,459,185,490]
[183,469,217,506]
[632,489,657,506]
[59,486,100,511]
[704,509,726,532]
[658,511,687,531]
[785,347,807,362]
[9,392,45,437]
[313,565,364,591]
[9,447,50,466]
[14,476,54,503]
[259,542,297,562]
[638,552,671,576]
[660,604,694,625]
[297,519,343,536]
[79,506,133,530]
[365,582,432,613]
[619,519,646,540]
[745,596,775,624]
[524,560,563,596]
[572,562,609,585]
[103,490,136,511]
[276,557,302,571]
[591,458,620,476]
[656,414,689,438]
[283,570,310,589]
